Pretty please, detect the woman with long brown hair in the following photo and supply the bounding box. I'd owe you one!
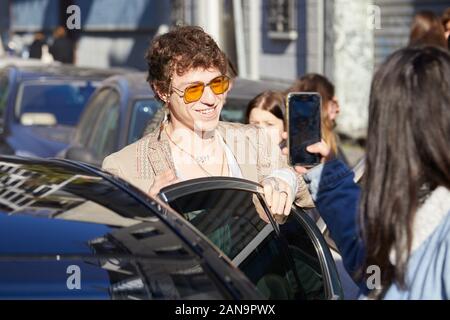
[245,91,286,144]
[291,46,450,299]
[409,10,447,49]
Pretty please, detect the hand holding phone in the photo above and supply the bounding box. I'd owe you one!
[286,92,322,167]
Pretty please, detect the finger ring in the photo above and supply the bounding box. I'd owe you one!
[263,177,279,191]
[279,190,289,197]
[273,183,280,192]
[269,178,280,191]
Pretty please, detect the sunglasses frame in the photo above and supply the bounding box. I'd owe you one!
[170,75,230,104]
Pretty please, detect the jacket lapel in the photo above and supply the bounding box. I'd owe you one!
[146,125,176,176]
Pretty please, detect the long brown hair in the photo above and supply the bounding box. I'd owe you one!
[409,11,447,49]
[361,46,450,298]
[245,91,286,126]
[288,74,338,156]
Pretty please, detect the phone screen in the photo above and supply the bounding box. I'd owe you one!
[287,92,321,166]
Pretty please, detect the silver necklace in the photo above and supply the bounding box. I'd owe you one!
[165,126,226,177]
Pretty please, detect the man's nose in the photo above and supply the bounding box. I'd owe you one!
[200,86,217,105]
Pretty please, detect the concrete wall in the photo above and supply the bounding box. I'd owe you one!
[332,0,374,139]
[258,0,323,83]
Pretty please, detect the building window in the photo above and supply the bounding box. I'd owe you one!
[267,0,298,40]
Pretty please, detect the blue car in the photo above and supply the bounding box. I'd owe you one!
[0,65,128,158]
[0,155,342,300]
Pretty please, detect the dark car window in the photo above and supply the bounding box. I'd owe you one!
[16,81,99,126]
[76,89,111,146]
[87,90,120,161]
[0,161,226,299]
[0,71,9,119]
[128,99,161,144]
[221,98,250,123]
[168,188,326,300]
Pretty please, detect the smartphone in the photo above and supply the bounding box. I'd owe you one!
[286,92,322,167]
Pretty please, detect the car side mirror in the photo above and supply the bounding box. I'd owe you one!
[65,146,97,165]
[20,113,57,126]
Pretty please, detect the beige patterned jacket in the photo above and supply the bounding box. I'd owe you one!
[102,121,314,208]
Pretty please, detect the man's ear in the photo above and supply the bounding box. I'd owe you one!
[152,84,169,103]
[228,78,234,92]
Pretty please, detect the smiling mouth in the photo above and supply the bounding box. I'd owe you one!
[195,106,217,115]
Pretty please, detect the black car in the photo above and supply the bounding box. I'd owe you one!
[60,72,288,167]
[0,156,342,300]
[0,65,128,158]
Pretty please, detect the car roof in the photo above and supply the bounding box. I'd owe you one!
[4,64,132,81]
[0,57,61,69]
[104,71,153,98]
[229,77,289,99]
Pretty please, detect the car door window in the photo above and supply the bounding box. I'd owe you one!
[278,214,327,299]
[76,89,111,146]
[86,90,120,161]
[0,71,9,119]
[166,187,329,300]
[128,99,161,144]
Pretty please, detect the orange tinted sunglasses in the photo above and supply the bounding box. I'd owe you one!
[171,75,230,103]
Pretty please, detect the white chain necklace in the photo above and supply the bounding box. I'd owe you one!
[164,126,226,177]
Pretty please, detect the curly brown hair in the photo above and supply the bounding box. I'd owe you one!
[442,7,450,26]
[145,26,228,102]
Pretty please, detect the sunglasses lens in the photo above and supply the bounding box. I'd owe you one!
[184,83,204,103]
[181,76,230,103]
[210,76,229,95]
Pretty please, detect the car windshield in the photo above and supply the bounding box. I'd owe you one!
[128,99,162,144]
[16,81,99,126]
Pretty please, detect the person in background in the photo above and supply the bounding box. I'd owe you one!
[442,8,450,48]
[409,10,447,49]
[287,74,345,163]
[49,26,74,64]
[245,91,286,145]
[28,32,46,59]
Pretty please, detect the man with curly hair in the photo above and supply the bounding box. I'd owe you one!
[102,26,315,222]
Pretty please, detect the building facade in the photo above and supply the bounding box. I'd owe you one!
[1,0,449,138]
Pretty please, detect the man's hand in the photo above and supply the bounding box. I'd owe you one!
[261,177,293,224]
[148,170,179,197]
[281,132,331,174]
